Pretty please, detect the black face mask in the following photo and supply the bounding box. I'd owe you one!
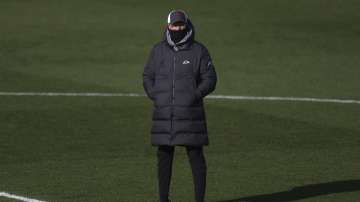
[169,28,188,44]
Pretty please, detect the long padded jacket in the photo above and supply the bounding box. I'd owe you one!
[143,19,217,146]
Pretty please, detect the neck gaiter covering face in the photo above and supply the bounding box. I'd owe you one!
[169,28,188,44]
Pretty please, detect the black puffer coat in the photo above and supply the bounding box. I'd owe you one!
[143,19,217,146]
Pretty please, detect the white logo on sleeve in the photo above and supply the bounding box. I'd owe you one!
[182,60,190,64]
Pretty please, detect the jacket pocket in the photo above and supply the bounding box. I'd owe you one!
[153,74,168,91]
[153,74,170,106]
[186,74,200,102]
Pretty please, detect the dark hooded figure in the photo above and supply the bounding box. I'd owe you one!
[143,9,217,202]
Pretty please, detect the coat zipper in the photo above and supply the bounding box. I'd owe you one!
[170,54,176,140]
[172,55,176,105]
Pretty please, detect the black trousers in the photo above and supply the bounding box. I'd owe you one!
[157,145,207,202]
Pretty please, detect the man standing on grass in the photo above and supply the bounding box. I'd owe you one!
[143,9,217,202]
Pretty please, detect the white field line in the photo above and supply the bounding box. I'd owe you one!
[0,192,46,202]
[0,91,359,104]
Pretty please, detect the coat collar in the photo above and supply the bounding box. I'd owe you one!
[163,19,195,51]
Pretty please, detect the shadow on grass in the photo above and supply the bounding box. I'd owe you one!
[217,179,360,202]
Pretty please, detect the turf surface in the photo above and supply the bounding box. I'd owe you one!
[0,0,359,201]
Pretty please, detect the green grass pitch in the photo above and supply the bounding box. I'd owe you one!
[0,0,359,201]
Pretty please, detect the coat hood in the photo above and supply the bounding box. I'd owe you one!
[163,19,195,51]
